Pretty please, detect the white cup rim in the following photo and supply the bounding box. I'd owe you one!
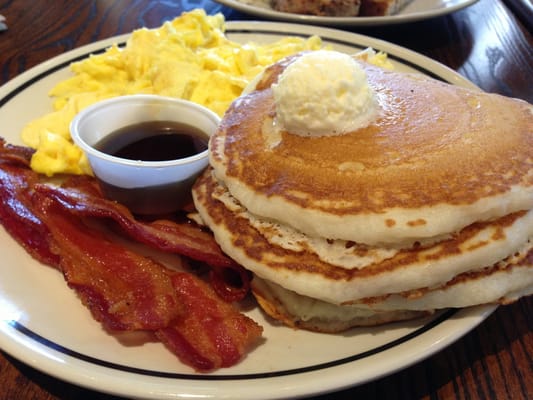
[70,94,220,168]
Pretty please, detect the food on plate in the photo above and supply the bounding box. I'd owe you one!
[270,0,414,16]
[1,14,395,371]
[359,0,414,16]
[0,137,262,371]
[21,9,323,177]
[0,140,59,266]
[271,0,363,16]
[271,51,378,136]
[192,50,533,332]
[35,180,251,302]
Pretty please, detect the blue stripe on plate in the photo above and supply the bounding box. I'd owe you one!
[8,309,456,380]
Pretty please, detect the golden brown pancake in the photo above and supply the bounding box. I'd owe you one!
[194,51,533,332]
[209,56,533,246]
[193,168,533,305]
[250,253,532,332]
[249,244,533,331]
[356,245,533,310]
[251,277,429,333]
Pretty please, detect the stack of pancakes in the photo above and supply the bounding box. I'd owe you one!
[192,52,533,332]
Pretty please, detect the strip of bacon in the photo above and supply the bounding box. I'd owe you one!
[35,180,250,302]
[0,164,59,267]
[32,194,182,331]
[33,193,262,370]
[157,273,263,371]
[0,138,263,370]
[0,137,34,167]
[36,178,233,267]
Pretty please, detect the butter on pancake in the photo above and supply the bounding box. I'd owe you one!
[209,53,533,247]
[193,50,533,332]
[271,51,378,137]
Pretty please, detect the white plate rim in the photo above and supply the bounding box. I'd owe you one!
[215,0,479,26]
[0,20,495,400]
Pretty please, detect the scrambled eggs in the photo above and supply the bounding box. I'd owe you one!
[355,47,394,70]
[22,9,323,176]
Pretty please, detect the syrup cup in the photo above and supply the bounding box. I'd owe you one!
[70,94,220,214]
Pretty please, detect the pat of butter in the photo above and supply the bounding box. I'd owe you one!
[272,50,378,137]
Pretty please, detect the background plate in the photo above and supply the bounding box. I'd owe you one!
[0,21,495,400]
[215,0,479,26]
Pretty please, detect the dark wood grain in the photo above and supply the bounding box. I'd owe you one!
[353,0,533,102]
[0,0,532,399]
[504,0,533,32]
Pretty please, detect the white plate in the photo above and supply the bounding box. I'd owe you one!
[215,0,479,26]
[0,21,495,400]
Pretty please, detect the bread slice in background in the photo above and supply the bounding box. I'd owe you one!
[270,0,414,16]
[271,0,361,16]
[360,0,414,16]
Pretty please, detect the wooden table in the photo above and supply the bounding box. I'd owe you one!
[0,0,531,399]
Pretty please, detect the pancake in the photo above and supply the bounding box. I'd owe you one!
[358,246,533,310]
[250,253,532,332]
[209,56,533,247]
[251,244,533,329]
[193,168,533,304]
[194,51,533,332]
[251,277,429,333]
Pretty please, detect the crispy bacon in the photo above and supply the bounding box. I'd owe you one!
[34,193,262,370]
[0,137,262,371]
[35,180,250,301]
[157,273,262,371]
[0,137,34,167]
[0,160,58,266]
[33,195,182,331]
